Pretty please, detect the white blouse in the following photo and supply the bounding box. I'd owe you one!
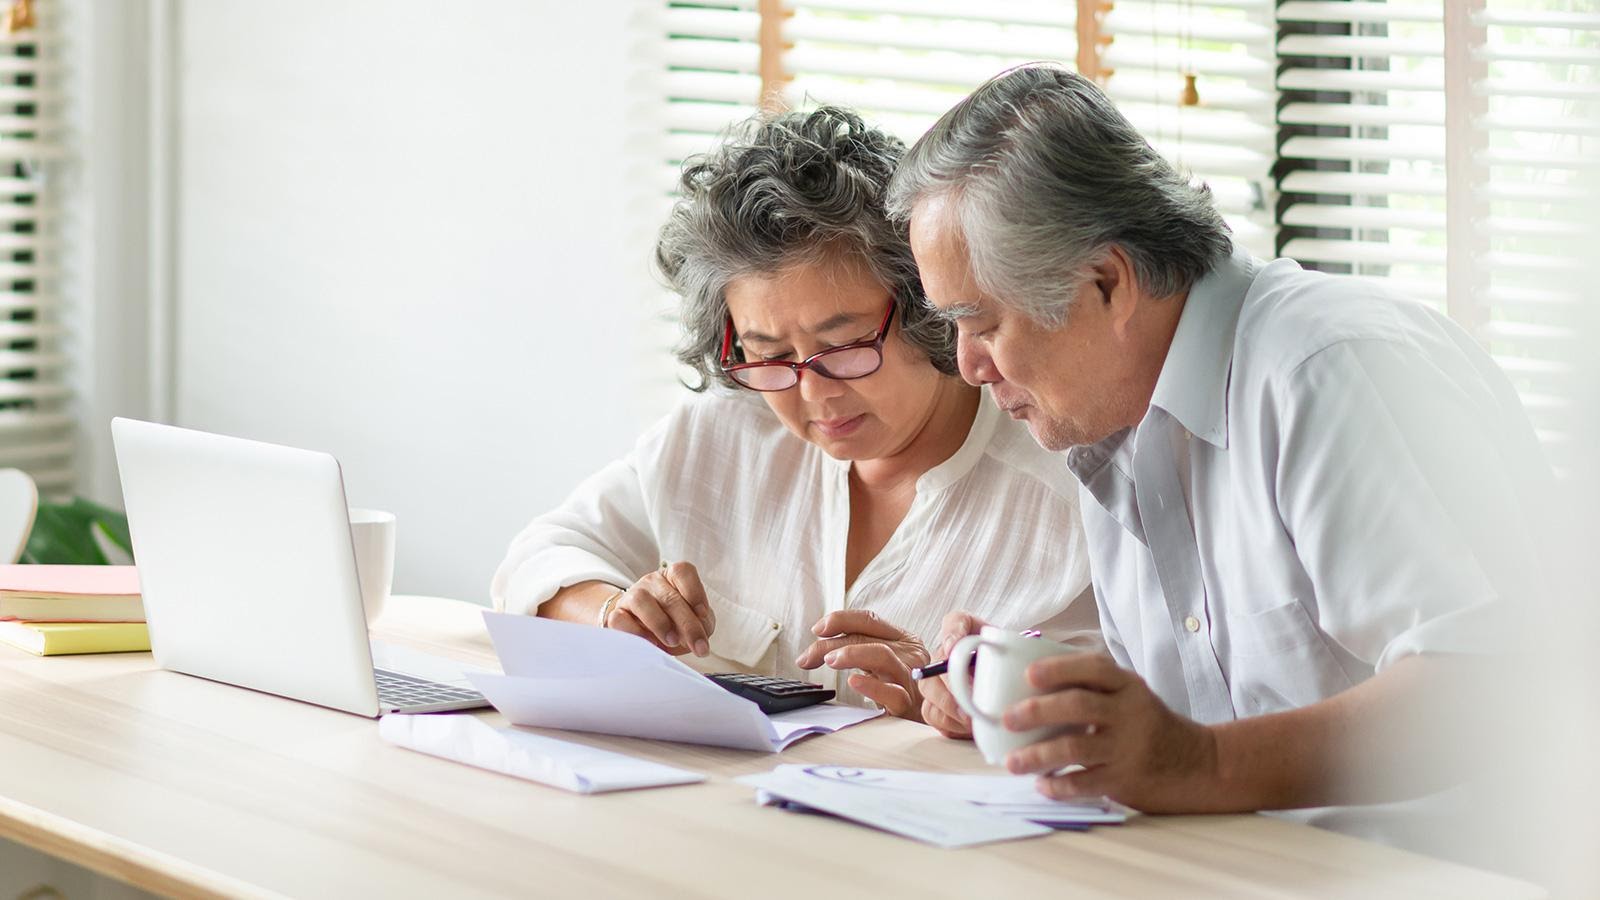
[491,387,1096,706]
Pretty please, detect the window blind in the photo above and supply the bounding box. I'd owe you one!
[0,0,69,495]
[1099,0,1279,258]
[1276,0,1597,467]
[649,2,1281,267]
[646,2,1591,467]
[779,1,1081,145]
[651,1,764,221]
[779,0,1279,257]
[637,2,764,405]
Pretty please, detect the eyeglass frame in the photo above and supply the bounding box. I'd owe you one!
[718,300,897,392]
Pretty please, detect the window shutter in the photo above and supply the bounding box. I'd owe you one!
[1472,3,1595,467]
[1101,0,1280,258]
[778,1,1278,256]
[651,2,764,221]
[640,2,766,403]
[779,1,1081,143]
[1276,0,1597,468]
[0,0,69,495]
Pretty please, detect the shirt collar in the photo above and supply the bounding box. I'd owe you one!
[915,387,1000,492]
[1146,247,1259,449]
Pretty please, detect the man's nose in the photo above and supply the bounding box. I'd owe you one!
[956,335,998,386]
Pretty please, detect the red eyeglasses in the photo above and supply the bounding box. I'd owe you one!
[719,301,896,392]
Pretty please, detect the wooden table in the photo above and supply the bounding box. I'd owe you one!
[0,595,1539,899]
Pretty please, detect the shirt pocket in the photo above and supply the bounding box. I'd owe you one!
[703,591,782,670]
[1222,598,1352,715]
[1227,598,1325,657]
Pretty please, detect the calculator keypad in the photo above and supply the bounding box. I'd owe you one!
[707,673,836,714]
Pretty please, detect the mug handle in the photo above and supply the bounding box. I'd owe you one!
[945,634,1002,727]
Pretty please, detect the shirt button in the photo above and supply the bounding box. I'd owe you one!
[1184,615,1201,633]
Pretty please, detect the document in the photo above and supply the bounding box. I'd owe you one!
[472,613,882,753]
[739,765,1128,847]
[774,765,1130,827]
[737,767,1053,849]
[378,713,704,794]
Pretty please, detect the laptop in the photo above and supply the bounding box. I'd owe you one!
[111,417,489,717]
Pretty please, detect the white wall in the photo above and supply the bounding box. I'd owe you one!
[164,1,674,603]
[67,0,156,507]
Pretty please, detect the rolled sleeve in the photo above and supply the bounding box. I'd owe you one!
[489,456,660,616]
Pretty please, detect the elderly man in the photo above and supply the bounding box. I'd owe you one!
[888,64,1550,832]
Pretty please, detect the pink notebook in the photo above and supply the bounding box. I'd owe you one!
[0,565,141,598]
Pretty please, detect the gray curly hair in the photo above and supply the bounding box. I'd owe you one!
[886,64,1232,327]
[657,106,958,391]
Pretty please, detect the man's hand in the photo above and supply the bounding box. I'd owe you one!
[796,610,929,720]
[604,562,716,657]
[917,611,989,739]
[1001,652,1217,812]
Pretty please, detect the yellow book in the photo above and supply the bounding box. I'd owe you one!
[0,620,151,656]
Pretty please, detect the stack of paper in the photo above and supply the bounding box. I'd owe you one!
[471,613,881,752]
[738,765,1130,848]
[0,565,147,656]
[378,713,704,794]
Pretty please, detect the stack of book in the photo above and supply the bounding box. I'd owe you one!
[0,564,147,656]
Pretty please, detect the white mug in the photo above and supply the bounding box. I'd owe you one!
[348,508,395,625]
[946,627,1099,765]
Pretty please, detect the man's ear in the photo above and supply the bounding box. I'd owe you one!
[1087,246,1141,341]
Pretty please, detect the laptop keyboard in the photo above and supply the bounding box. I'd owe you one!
[375,667,485,709]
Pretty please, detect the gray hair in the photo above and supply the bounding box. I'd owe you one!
[657,106,958,391]
[886,64,1232,326]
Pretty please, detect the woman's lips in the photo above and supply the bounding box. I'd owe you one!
[813,413,867,438]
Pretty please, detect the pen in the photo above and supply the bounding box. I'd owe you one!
[911,630,1040,680]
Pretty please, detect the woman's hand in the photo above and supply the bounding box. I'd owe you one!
[918,610,989,739]
[796,610,930,720]
[604,562,716,657]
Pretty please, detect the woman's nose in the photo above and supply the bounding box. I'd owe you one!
[797,368,846,402]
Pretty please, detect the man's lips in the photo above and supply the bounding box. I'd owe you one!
[994,394,1032,418]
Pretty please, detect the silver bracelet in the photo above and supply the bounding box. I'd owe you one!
[596,588,625,628]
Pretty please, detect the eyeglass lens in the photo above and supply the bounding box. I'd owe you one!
[729,345,882,390]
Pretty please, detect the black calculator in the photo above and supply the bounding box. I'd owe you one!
[706,673,836,715]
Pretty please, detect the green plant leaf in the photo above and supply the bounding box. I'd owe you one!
[21,497,133,566]
[24,504,108,565]
[73,497,132,556]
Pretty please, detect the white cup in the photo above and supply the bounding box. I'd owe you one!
[348,508,395,626]
[946,626,1099,766]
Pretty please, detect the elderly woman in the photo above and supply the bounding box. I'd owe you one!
[491,107,1094,716]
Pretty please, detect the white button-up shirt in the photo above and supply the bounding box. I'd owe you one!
[494,388,1096,706]
[1069,249,1550,726]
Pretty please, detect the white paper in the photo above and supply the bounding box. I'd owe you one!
[737,768,1052,849]
[378,713,704,794]
[780,765,1129,826]
[473,612,882,753]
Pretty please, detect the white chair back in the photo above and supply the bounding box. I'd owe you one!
[0,467,38,563]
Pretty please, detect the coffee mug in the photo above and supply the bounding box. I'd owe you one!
[348,508,395,625]
[946,627,1098,765]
